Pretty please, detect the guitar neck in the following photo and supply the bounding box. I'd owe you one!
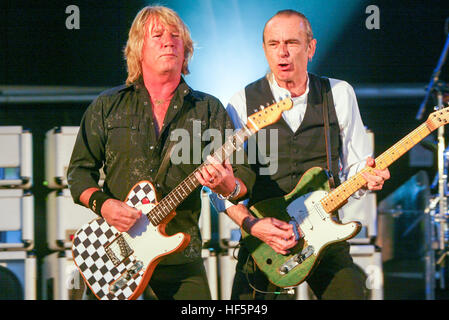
[147,126,253,226]
[321,121,433,213]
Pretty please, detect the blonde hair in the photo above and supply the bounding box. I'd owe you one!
[123,6,194,85]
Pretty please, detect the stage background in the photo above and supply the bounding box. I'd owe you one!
[1,0,448,299]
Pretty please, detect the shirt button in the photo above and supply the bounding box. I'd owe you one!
[149,146,154,150]
[174,105,178,109]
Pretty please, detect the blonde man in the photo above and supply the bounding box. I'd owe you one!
[68,6,254,300]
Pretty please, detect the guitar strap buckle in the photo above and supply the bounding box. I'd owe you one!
[324,169,336,190]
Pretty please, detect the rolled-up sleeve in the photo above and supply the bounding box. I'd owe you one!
[67,97,106,204]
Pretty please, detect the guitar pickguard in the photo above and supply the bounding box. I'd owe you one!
[242,167,361,288]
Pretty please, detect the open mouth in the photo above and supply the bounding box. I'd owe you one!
[278,63,291,71]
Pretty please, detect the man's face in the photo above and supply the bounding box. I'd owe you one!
[263,15,316,84]
[141,18,185,76]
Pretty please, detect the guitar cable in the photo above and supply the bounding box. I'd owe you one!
[243,252,296,297]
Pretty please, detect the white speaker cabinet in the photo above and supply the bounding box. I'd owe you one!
[0,251,37,300]
[45,126,105,189]
[46,188,97,250]
[41,250,85,300]
[202,248,218,300]
[199,189,212,245]
[0,126,32,188]
[0,189,34,250]
[219,247,239,300]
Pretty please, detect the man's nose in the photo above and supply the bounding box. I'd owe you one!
[162,33,175,47]
[278,43,289,57]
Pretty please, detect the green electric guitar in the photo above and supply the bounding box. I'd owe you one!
[242,106,449,288]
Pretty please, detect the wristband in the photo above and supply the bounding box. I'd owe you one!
[88,190,112,216]
[217,179,241,201]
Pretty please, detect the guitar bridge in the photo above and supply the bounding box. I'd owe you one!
[105,235,134,266]
[279,246,314,275]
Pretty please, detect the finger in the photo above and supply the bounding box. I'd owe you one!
[223,157,234,172]
[268,242,290,255]
[114,221,131,233]
[362,172,382,184]
[194,171,208,185]
[207,155,229,175]
[128,208,142,220]
[200,166,214,181]
[205,162,225,181]
[270,238,296,255]
[203,164,217,180]
[366,157,376,167]
[374,168,390,180]
[271,218,294,231]
[367,174,384,184]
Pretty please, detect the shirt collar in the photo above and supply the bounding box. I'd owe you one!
[124,75,191,98]
[268,73,310,102]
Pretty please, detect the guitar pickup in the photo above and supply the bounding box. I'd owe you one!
[109,260,144,293]
[279,246,314,275]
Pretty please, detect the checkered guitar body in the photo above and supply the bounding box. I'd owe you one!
[71,181,189,300]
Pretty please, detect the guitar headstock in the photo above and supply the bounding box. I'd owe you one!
[245,98,293,133]
[427,106,449,130]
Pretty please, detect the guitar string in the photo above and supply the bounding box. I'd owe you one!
[146,126,252,226]
[321,122,431,213]
[144,101,289,225]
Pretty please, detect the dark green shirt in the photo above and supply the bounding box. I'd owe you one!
[67,77,255,265]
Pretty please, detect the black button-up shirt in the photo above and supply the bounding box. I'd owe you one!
[67,77,255,265]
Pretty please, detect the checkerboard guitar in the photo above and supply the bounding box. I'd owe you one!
[71,98,293,300]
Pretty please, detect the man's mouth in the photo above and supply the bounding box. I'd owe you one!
[278,63,291,71]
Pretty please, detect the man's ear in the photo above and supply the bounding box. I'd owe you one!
[307,38,317,61]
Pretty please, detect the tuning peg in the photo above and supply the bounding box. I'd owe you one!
[260,105,265,110]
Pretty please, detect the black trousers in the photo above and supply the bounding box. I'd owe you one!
[145,259,212,300]
[231,241,368,300]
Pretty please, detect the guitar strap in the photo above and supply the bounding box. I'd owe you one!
[321,77,336,190]
[153,140,175,185]
[153,99,193,185]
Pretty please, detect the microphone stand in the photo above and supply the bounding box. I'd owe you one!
[416,21,449,300]
[416,29,449,121]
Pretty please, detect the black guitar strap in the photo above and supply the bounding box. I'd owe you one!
[153,99,194,185]
[321,77,336,190]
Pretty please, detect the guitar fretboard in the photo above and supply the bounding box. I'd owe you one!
[321,122,432,213]
[147,126,253,226]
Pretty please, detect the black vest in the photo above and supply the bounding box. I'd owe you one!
[245,73,341,206]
